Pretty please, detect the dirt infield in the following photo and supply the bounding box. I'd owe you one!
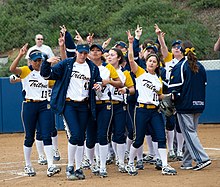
[0,124,220,187]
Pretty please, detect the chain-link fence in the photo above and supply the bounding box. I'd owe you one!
[200,60,220,70]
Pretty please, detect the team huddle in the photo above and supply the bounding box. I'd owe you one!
[9,24,211,180]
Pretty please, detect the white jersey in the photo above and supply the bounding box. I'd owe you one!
[110,67,134,101]
[66,62,91,101]
[20,66,49,101]
[135,66,162,106]
[25,44,54,59]
[97,63,119,101]
[164,58,179,80]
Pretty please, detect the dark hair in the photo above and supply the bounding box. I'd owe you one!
[146,53,160,76]
[110,48,125,64]
[181,40,198,73]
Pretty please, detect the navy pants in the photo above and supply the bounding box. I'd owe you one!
[126,102,135,140]
[111,103,127,144]
[22,100,53,147]
[63,101,89,146]
[86,102,112,148]
[133,106,166,149]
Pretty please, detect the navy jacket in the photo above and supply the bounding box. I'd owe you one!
[40,57,102,120]
[168,57,207,114]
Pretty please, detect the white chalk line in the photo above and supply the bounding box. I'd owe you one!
[204,147,220,151]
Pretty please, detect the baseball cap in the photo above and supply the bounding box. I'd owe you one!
[90,44,104,53]
[76,44,90,53]
[29,51,43,61]
[144,43,158,53]
[115,41,127,49]
[171,40,182,47]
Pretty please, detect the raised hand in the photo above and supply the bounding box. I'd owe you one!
[154,24,162,35]
[102,38,111,49]
[59,25,67,37]
[19,43,28,55]
[74,30,84,44]
[135,24,142,40]
[126,30,134,44]
[86,33,94,44]
[58,32,65,47]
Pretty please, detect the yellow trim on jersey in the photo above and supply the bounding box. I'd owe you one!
[106,63,119,79]
[124,70,134,88]
[164,52,173,63]
[20,66,31,79]
[135,66,145,78]
[158,77,163,95]
[49,80,55,88]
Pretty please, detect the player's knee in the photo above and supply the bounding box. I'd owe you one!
[132,140,142,149]
[158,141,166,149]
[51,128,58,137]
[24,138,34,147]
[42,138,52,146]
[98,136,108,145]
[112,134,126,144]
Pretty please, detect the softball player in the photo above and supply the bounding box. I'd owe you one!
[126,31,177,176]
[40,43,103,180]
[168,41,211,171]
[108,48,135,172]
[9,44,61,177]
[85,44,122,178]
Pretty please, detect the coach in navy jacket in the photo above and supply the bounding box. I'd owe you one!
[40,52,102,120]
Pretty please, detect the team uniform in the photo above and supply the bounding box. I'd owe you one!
[40,55,102,180]
[86,62,119,177]
[126,66,177,176]
[168,57,211,170]
[163,52,184,161]
[20,65,60,177]
[109,67,134,172]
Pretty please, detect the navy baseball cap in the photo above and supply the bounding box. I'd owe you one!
[90,44,104,53]
[115,41,127,49]
[76,44,90,53]
[29,51,43,61]
[172,40,182,46]
[144,43,158,53]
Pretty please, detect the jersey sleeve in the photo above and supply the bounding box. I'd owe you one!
[164,52,173,63]
[124,70,134,87]
[19,66,31,79]
[106,63,119,79]
[48,80,56,88]
[135,66,145,78]
[157,77,163,94]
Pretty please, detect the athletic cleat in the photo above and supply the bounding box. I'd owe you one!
[47,165,61,177]
[177,151,183,161]
[143,154,154,163]
[38,155,47,165]
[90,163,100,175]
[193,160,211,171]
[118,163,127,173]
[126,163,138,176]
[66,166,78,180]
[99,168,108,178]
[24,165,36,177]
[180,165,193,170]
[75,169,85,180]
[155,159,162,170]
[136,160,144,170]
[124,151,129,161]
[53,149,61,161]
[81,157,91,169]
[162,165,177,175]
[106,153,114,165]
[168,150,176,162]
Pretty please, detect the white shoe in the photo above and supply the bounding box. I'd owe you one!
[162,165,177,175]
[125,163,138,176]
[177,151,183,161]
[38,155,47,165]
[99,168,108,178]
[53,149,61,161]
[47,165,61,177]
[118,163,126,173]
[24,165,36,177]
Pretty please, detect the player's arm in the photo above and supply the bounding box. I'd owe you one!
[9,43,28,75]
[214,35,220,52]
[118,71,135,95]
[127,30,138,74]
[154,24,168,59]
[58,32,67,60]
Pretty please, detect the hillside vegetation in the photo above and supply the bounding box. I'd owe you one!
[0,0,220,77]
